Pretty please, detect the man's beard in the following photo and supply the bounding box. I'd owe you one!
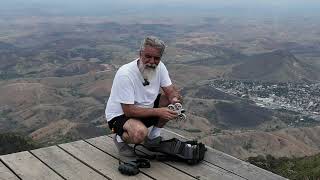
[138,61,157,81]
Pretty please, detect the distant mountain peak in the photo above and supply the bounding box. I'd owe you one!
[228,49,319,82]
[272,49,295,58]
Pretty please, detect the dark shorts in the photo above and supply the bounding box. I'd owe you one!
[108,94,161,136]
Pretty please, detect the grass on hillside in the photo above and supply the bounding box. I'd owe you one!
[248,154,320,180]
[0,133,38,155]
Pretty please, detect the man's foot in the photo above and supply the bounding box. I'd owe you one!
[113,135,135,157]
[144,136,162,148]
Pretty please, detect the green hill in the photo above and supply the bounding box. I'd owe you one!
[0,133,38,155]
[248,154,320,179]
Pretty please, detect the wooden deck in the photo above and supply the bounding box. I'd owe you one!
[0,129,287,180]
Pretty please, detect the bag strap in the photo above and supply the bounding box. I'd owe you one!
[133,143,183,162]
[133,143,157,159]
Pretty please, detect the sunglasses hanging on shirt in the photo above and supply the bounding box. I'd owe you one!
[143,79,150,86]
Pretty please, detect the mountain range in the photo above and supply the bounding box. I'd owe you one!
[0,16,319,161]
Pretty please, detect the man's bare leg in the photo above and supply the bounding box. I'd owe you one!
[146,94,172,141]
[112,119,148,157]
[122,119,148,144]
[118,94,173,144]
[155,93,171,128]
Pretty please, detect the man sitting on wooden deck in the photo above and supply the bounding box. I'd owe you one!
[105,36,182,157]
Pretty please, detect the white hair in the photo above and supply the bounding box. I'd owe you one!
[140,36,166,56]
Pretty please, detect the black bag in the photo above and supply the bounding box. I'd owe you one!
[134,138,207,165]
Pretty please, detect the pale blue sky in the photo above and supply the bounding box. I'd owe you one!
[1,0,320,18]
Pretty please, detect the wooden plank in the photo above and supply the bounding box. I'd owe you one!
[108,134,244,180]
[58,140,151,180]
[0,160,19,180]
[31,146,108,180]
[162,128,288,180]
[86,136,195,180]
[0,151,63,180]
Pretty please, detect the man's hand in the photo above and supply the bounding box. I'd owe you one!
[156,107,178,120]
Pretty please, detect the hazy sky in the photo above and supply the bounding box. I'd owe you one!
[3,0,319,7]
[1,0,320,18]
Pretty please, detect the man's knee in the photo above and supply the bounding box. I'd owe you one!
[123,119,148,144]
[132,126,148,144]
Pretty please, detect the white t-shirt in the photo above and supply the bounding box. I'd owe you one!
[105,58,172,121]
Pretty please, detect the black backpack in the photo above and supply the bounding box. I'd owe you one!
[134,138,207,165]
